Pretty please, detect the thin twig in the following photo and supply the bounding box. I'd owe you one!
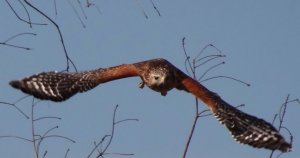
[0,42,31,50]
[65,148,70,158]
[278,95,290,132]
[66,0,86,28]
[0,135,32,142]
[195,44,222,61]
[53,0,58,16]
[195,55,225,68]
[34,116,62,122]
[3,32,36,43]
[37,126,59,153]
[35,135,76,143]
[77,0,87,19]
[200,75,251,87]
[101,152,134,156]
[195,54,225,63]
[149,0,161,16]
[181,41,199,157]
[13,95,30,104]
[182,37,194,75]
[272,114,278,125]
[87,135,110,158]
[0,32,36,50]
[5,0,47,26]
[42,150,47,158]
[269,95,299,158]
[182,98,199,158]
[24,0,77,72]
[135,0,148,19]
[86,0,102,15]
[100,105,119,155]
[0,101,29,119]
[31,98,39,158]
[197,61,225,81]
[88,104,137,158]
[18,0,32,27]
[115,118,139,125]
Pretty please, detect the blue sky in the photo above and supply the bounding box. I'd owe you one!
[0,0,299,158]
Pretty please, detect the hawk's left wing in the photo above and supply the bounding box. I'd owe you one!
[10,64,140,101]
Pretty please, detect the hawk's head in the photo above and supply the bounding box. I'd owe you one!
[141,58,180,96]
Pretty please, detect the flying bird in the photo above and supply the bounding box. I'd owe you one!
[9,58,291,152]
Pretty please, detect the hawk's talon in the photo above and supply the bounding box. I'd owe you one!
[161,91,167,96]
[139,81,145,89]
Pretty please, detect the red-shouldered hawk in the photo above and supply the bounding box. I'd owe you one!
[10,58,291,152]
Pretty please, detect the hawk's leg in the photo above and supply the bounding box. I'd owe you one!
[139,77,167,96]
[139,79,145,89]
[160,91,167,96]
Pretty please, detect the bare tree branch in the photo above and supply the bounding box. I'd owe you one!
[1,97,76,158]
[115,118,139,125]
[35,135,76,143]
[200,75,251,87]
[195,54,225,68]
[86,0,102,15]
[66,0,86,28]
[87,135,110,158]
[53,0,58,16]
[87,105,136,158]
[65,148,70,158]
[149,0,161,16]
[197,61,225,81]
[23,0,77,72]
[77,0,87,19]
[0,135,33,142]
[34,116,62,122]
[42,151,47,158]
[269,95,299,158]
[0,32,36,50]
[195,44,222,60]
[0,101,29,119]
[181,37,250,158]
[36,126,59,153]
[135,0,149,19]
[182,97,199,158]
[5,0,47,26]
[30,99,39,158]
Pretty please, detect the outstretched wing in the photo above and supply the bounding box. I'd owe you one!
[10,64,140,102]
[10,70,99,102]
[180,77,292,152]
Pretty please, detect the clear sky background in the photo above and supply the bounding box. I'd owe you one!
[0,0,299,158]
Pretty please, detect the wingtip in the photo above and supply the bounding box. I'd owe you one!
[279,142,292,153]
[9,80,22,89]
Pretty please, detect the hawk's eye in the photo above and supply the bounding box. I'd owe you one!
[154,76,159,80]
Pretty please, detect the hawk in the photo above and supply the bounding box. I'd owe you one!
[10,58,291,152]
